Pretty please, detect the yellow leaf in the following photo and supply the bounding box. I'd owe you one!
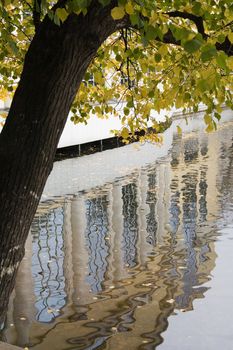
[94,72,103,84]
[125,1,134,15]
[121,127,129,139]
[56,8,69,22]
[111,6,125,20]
[174,66,180,77]
[228,32,233,43]
[141,86,147,98]
[204,114,212,125]
[17,31,25,41]
[158,44,168,56]
[74,9,81,15]
[206,123,214,133]
[227,56,233,70]
[184,4,192,12]
[142,8,148,17]
[225,9,233,22]
[176,125,182,135]
[149,10,158,25]
[216,105,222,113]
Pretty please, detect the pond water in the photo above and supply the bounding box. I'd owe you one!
[1,117,233,350]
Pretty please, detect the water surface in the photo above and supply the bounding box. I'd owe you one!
[1,119,233,350]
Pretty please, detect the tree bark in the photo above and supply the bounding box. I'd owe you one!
[0,1,125,324]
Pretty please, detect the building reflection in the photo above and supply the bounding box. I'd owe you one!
[146,171,157,246]
[122,182,139,268]
[1,123,233,349]
[31,207,66,323]
[85,196,110,293]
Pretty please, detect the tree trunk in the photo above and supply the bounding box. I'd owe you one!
[0,2,124,324]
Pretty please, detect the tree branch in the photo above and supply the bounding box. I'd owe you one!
[20,0,33,11]
[33,0,41,32]
[216,37,233,56]
[167,11,207,38]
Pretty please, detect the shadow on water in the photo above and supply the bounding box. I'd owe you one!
[0,121,233,349]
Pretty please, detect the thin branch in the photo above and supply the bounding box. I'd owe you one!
[225,20,233,28]
[0,17,31,41]
[20,0,33,11]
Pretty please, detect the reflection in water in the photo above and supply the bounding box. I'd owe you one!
[85,196,110,293]
[146,171,157,246]
[1,122,233,350]
[122,183,138,268]
[31,207,66,323]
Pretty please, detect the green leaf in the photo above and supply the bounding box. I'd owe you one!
[217,34,226,44]
[53,13,61,26]
[123,107,130,115]
[130,13,140,26]
[148,90,154,98]
[183,37,202,53]
[192,2,202,15]
[145,25,158,41]
[98,0,111,6]
[8,40,19,55]
[154,53,161,62]
[184,92,191,101]
[216,52,228,71]
[171,26,191,41]
[214,112,221,121]
[127,99,134,108]
[201,44,217,62]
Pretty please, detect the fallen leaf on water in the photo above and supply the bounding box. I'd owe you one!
[142,283,153,287]
[47,308,54,314]
[167,299,175,304]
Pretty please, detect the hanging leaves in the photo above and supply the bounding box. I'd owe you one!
[0,0,233,140]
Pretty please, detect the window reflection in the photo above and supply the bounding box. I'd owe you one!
[146,171,157,246]
[85,196,110,293]
[169,177,180,235]
[31,206,66,323]
[122,183,139,267]
[184,138,199,163]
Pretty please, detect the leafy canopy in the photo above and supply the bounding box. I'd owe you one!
[0,0,233,137]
